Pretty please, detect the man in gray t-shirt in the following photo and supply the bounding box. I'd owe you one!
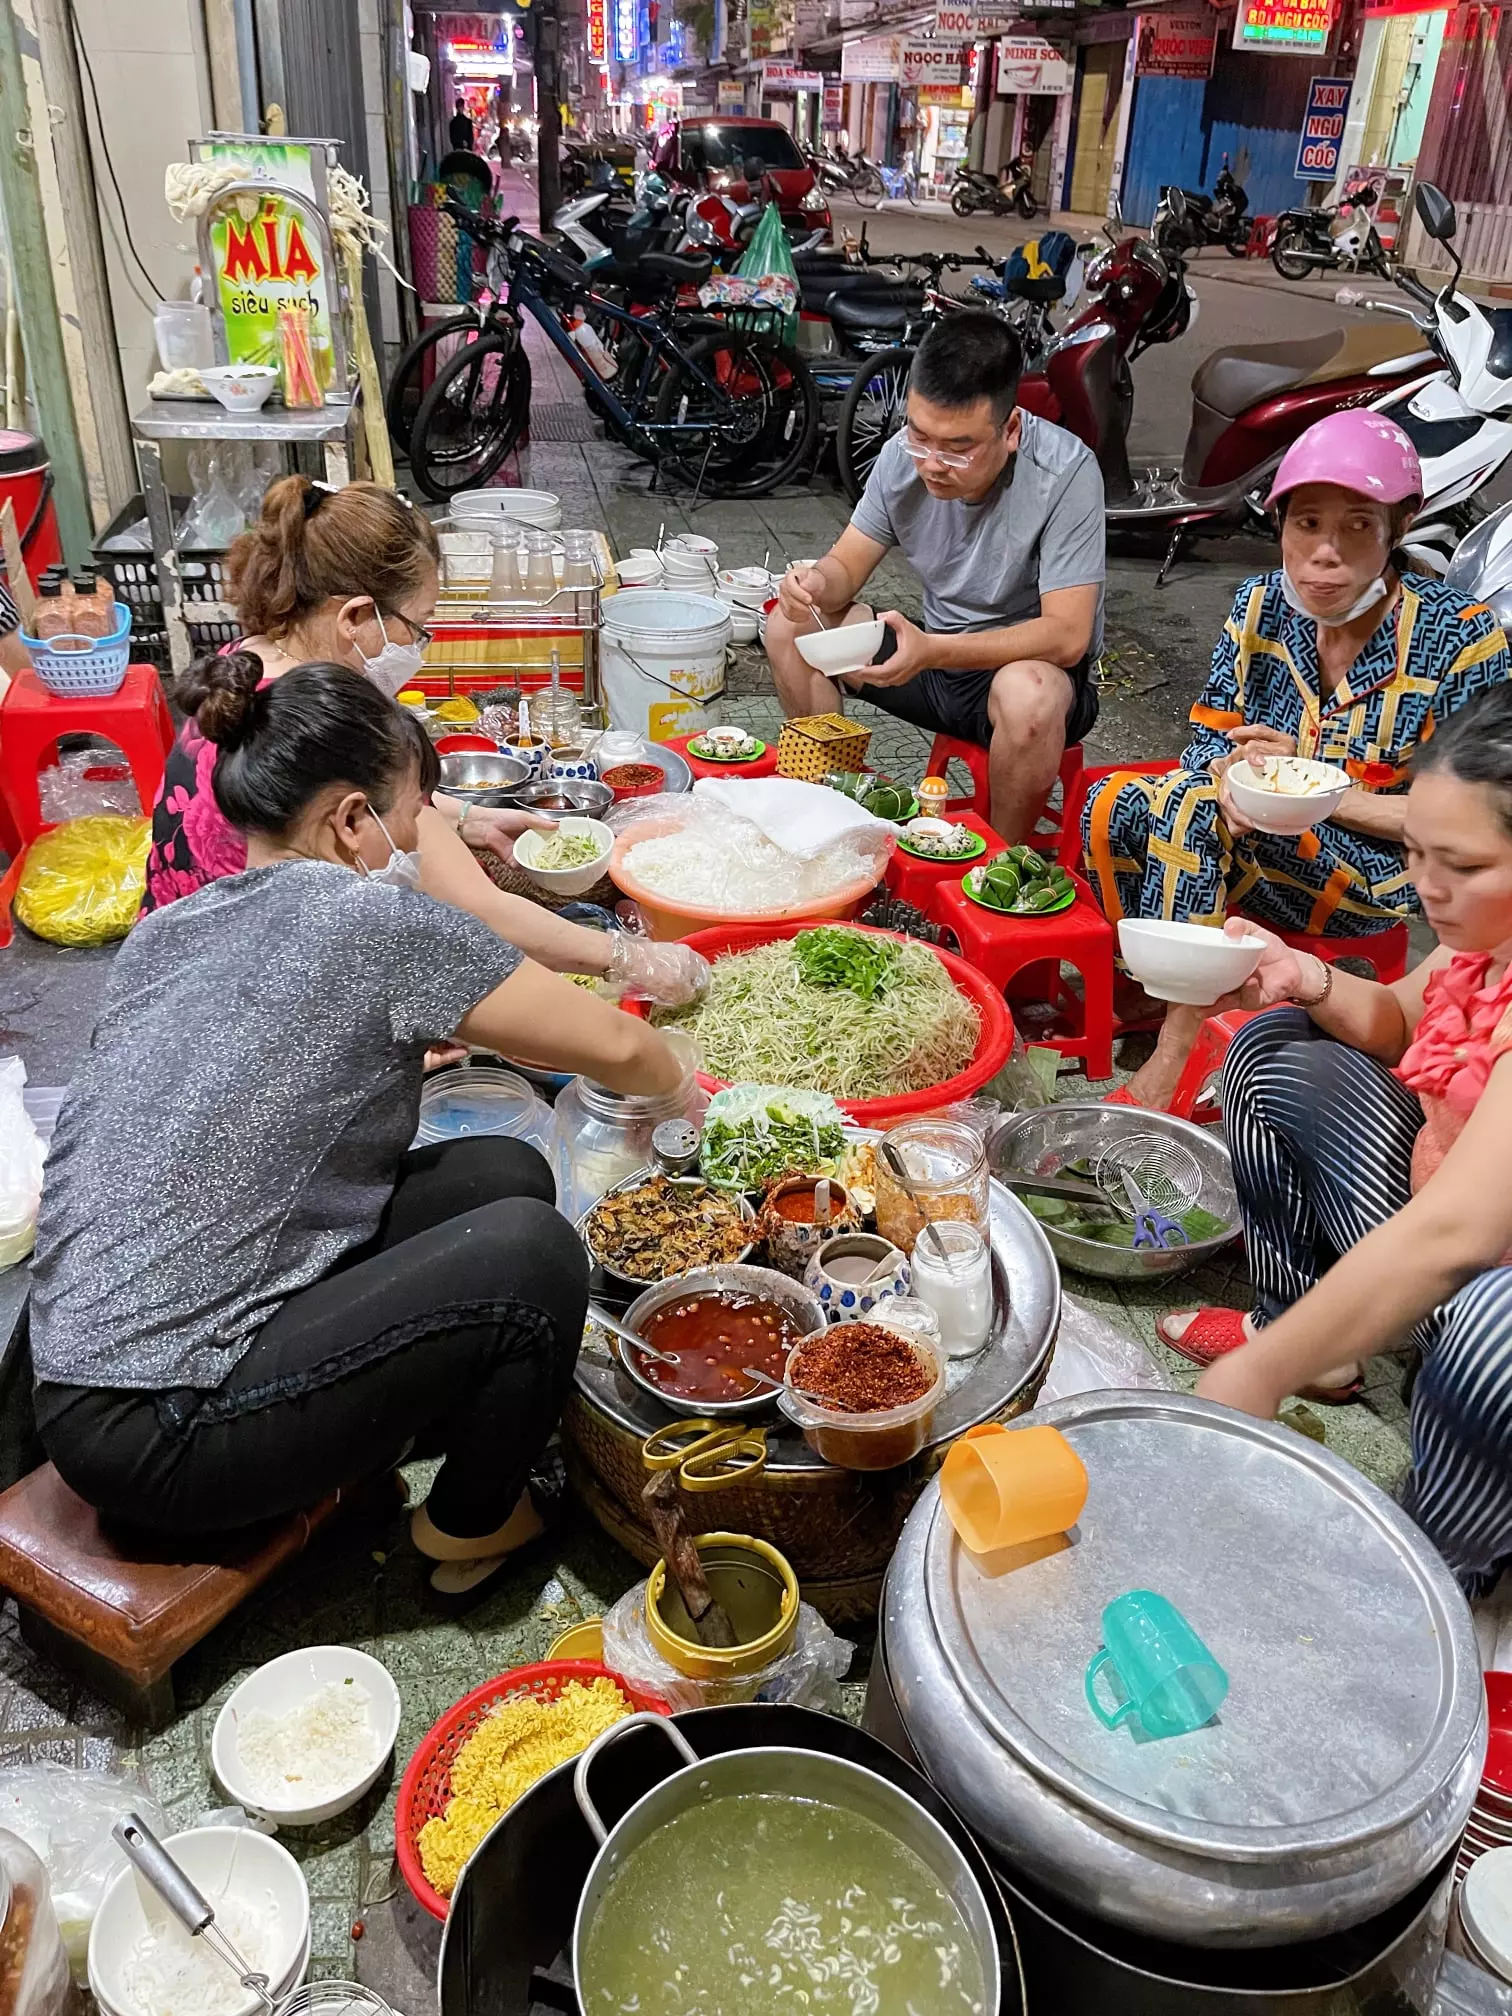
[765,311,1105,841]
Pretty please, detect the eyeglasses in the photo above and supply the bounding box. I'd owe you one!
[900,428,990,472]
[381,607,435,649]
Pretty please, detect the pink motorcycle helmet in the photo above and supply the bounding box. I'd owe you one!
[1266,410,1423,511]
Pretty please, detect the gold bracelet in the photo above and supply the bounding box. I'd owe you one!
[1296,954,1333,1009]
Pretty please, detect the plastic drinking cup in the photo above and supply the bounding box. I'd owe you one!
[1085,1590,1228,1739]
[940,1423,1088,1556]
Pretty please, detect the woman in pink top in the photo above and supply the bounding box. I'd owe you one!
[1162,684,1512,1591]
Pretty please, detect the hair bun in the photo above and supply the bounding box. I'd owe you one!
[186,649,265,748]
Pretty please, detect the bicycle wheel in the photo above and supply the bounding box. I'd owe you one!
[905,175,922,206]
[837,345,912,504]
[384,312,487,455]
[855,167,885,210]
[653,330,819,498]
[408,332,532,501]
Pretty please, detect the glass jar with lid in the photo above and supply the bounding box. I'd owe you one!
[553,1032,706,1221]
[874,1117,990,1256]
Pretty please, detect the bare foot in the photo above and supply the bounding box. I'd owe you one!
[1160,1312,1359,1391]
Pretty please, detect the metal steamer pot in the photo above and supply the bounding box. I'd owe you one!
[878,1391,1485,1953]
[569,1713,1003,2014]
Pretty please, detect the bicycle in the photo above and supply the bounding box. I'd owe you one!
[407,220,819,502]
[874,164,922,207]
[384,215,521,455]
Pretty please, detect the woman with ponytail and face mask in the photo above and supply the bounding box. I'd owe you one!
[1081,411,1511,1110]
[31,656,688,1596]
[143,476,708,1008]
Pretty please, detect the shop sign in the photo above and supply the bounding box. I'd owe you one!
[935,1,1015,27]
[587,0,607,62]
[823,82,844,123]
[202,173,337,391]
[918,81,975,102]
[1232,0,1336,52]
[765,59,824,87]
[1135,10,1216,76]
[749,0,775,56]
[841,32,903,77]
[612,0,639,59]
[795,0,827,36]
[718,78,747,106]
[995,33,1072,92]
[1294,74,1352,174]
[903,35,972,86]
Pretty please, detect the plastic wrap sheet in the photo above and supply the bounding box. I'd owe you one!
[602,1581,852,1715]
[607,791,893,917]
[1040,1291,1177,1402]
[0,1764,166,1978]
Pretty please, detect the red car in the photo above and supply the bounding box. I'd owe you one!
[649,116,831,237]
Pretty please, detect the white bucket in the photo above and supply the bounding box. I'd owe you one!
[601,590,731,742]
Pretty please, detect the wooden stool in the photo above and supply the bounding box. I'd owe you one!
[932,871,1116,1080]
[883,810,1005,914]
[0,664,174,845]
[926,734,1084,858]
[664,731,781,782]
[0,1464,341,1725]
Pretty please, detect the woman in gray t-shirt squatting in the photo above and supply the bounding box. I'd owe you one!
[29,657,685,1599]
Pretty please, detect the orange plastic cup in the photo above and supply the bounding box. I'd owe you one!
[940,1422,1088,1557]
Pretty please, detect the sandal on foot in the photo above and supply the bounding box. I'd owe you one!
[1156,1307,1250,1366]
[1103,1085,1142,1107]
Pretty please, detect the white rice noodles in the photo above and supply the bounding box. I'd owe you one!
[120,1892,281,2016]
[623,820,878,914]
[235,1678,378,1804]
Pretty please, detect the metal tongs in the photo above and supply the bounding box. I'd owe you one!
[112,1814,277,2012]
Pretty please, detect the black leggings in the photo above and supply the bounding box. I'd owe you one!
[36,1138,590,1542]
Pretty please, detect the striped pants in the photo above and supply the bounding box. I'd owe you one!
[1225,1009,1512,1595]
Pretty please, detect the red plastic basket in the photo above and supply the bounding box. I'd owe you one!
[394,1659,670,1921]
[625,921,1015,1127]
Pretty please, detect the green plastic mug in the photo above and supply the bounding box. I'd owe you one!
[1085,1589,1228,1739]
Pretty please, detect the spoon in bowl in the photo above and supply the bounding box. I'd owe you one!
[589,1302,680,1367]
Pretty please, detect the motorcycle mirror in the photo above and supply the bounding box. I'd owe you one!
[1414,182,1457,242]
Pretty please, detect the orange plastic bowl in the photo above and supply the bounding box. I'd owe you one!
[394,1659,670,1921]
[608,816,887,941]
[626,920,1014,1126]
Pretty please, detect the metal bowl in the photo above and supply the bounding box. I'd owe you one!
[438,751,530,802]
[616,1262,827,1418]
[578,1168,758,1291]
[515,777,614,818]
[988,1102,1238,1280]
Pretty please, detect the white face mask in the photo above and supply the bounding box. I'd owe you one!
[1279,566,1389,629]
[359,807,423,892]
[357,610,426,697]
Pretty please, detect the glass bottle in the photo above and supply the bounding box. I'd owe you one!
[874,1118,990,1256]
[553,1046,706,1221]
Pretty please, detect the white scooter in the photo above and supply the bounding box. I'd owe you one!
[1445,498,1512,634]
[1340,184,1512,574]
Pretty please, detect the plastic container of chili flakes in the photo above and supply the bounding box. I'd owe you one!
[0,1829,71,2016]
[779,1323,944,1472]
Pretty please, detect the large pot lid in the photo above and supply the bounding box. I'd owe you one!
[923,1391,1483,1864]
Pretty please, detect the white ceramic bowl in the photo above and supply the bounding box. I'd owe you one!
[667,534,718,558]
[796,617,887,677]
[1225,757,1351,836]
[198,366,278,413]
[210,1644,401,1825]
[514,815,615,896]
[89,1827,310,2016]
[1117,918,1267,1006]
[616,555,663,587]
[728,608,760,645]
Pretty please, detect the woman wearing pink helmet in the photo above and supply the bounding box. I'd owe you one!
[1082,408,1510,1115]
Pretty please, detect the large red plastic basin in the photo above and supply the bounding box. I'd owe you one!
[629,920,1014,1127]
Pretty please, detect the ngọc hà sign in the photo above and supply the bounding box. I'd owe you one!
[902,35,972,87]
[1295,75,1352,175]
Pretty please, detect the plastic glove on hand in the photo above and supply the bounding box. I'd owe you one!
[606,935,712,1007]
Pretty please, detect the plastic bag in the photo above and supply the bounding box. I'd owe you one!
[602,1581,852,1714]
[0,1826,73,2016]
[178,445,245,548]
[606,792,893,918]
[1041,1290,1177,1403]
[14,816,150,947]
[38,745,142,823]
[0,1061,45,1271]
[0,1763,166,1978]
[736,201,799,344]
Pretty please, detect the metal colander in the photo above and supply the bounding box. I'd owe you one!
[1092,1131,1205,1218]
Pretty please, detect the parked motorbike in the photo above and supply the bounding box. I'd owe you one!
[1272,182,1390,282]
[1152,158,1250,259]
[1446,497,1512,631]
[836,208,1196,502]
[1105,183,1511,582]
[808,145,886,208]
[950,154,1037,222]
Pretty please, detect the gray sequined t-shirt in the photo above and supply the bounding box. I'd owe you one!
[30,860,522,1392]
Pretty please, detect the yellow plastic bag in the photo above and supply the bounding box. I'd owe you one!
[14,816,150,947]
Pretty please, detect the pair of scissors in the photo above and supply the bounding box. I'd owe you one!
[1122,1171,1189,1252]
[641,1418,768,1493]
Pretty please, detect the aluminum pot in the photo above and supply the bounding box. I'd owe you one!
[880,1391,1486,1948]
[569,1713,1003,2013]
[438,751,530,803]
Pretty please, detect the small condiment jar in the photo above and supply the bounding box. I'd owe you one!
[759,1176,859,1278]
[652,1118,701,1176]
[909,1220,993,1357]
[917,774,950,820]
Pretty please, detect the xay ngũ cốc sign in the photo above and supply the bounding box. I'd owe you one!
[1295,76,1352,177]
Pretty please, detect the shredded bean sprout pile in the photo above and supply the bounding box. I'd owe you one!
[655,933,980,1101]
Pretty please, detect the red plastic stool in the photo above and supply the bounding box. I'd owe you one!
[0,664,174,845]
[1163,1007,1260,1123]
[1265,918,1411,986]
[1060,757,1182,871]
[932,870,1116,1080]
[926,735,1084,857]
[884,810,1006,914]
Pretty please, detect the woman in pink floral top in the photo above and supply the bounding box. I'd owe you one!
[1157,684,1512,1592]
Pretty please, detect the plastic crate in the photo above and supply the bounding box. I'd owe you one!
[92,495,239,668]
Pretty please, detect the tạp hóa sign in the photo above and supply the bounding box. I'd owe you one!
[207,191,338,393]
